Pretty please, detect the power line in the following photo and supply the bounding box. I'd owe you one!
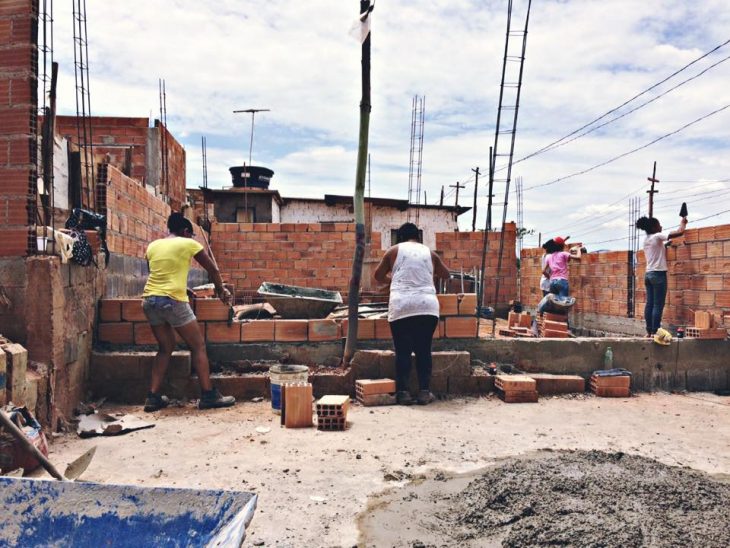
[523,103,730,192]
[506,37,730,169]
[514,53,730,161]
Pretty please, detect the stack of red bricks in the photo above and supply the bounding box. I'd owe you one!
[500,311,533,337]
[684,311,728,340]
[435,293,479,338]
[590,374,630,398]
[495,374,538,403]
[537,311,570,338]
[435,223,518,309]
[210,222,383,297]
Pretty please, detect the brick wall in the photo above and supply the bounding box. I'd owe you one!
[211,222,384,295]
[96,294,479,347]
[97,162,172,258]
[520,222,730,328]
[435,222,518,308]
[0,0,37,256]
[55,116,186,210]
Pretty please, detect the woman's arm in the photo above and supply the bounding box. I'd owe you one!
[374,247,397,284]
[667,217,688,240]
[431,251,450,280]
[193,250,231,305]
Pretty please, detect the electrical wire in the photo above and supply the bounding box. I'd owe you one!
[523,103,730,192]
[507,37,730,169]
[515,54,730,161]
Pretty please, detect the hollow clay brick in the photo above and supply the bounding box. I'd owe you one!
[274,320,308,342]
[241,320,275,342]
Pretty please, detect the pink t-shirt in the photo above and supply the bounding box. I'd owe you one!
[547,251,570,280]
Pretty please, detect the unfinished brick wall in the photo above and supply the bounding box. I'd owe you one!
[211,222,384,295]
[0,0,38,256]
[520,222,730,328]
[55,116,186,210]
[96,163,171,258]
[435,222,518,308]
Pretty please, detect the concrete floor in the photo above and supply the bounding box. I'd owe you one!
[50,392,730,547]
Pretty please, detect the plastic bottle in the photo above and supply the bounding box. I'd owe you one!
[604,347,613,370]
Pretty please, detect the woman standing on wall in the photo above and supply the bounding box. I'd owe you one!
[635,215,687,337]
[374,223,450,405]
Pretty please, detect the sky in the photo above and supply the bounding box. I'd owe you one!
[47,0,730,250]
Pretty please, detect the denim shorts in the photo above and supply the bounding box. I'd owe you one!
[142,296,196,327]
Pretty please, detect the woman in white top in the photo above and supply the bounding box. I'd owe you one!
[635,215,687,336]
[374,223,450,405]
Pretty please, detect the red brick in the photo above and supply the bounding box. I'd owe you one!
[194,298,230,321]
[133,323,157,345]
[98,323,133,344]
[308,319,340,342]
[121,299,146,321]
[274,320,308,342]
[374,318,391,340]
[241,320,275,342]
[99,299,122,322]
[206,322,241,343]
[341,318,376,340]
[437,294,459,316]
[444,316,477,338]
[697,226,716,242]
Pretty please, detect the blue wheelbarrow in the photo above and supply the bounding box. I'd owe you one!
[0,477,257,547]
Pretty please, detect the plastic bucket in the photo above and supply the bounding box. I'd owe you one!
[269,364,309,414]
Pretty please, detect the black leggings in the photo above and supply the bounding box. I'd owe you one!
[389,315,439,392]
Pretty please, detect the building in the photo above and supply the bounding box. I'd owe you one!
[189,165,469,249]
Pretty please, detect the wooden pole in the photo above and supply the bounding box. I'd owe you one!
[471,166,480,231]
[343,0,373,365]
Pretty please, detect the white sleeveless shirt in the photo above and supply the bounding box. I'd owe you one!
[388,241,440,322]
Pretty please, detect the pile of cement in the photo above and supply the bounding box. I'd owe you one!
[448,450,730,547]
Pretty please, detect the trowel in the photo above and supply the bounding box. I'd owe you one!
[679,202,688,219]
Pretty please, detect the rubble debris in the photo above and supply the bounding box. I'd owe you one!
[77,412,154,438]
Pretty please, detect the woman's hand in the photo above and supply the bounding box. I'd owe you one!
[216,286,232,306]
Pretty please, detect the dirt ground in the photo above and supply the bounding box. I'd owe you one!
[49,392,730,547]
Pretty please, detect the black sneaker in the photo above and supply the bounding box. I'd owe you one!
[396,391,413,406]
[198,388,236,410]
[144,392,170,412]
[417,390,436,405]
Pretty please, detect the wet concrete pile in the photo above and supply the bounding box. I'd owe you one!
[359,449,730,547]
[448,450,730,547]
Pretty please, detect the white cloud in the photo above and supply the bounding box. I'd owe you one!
[46,0,730,248]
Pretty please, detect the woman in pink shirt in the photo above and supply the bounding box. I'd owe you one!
[542,236,581,298]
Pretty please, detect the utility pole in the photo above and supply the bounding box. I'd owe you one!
[439,185,444,206]
[343,0,373,365]
[450,181,466,207]
[647,161,659,218]
[471,167,480,231]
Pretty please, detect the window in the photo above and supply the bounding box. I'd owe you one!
[236,207,255,223]
[390,228,423,246]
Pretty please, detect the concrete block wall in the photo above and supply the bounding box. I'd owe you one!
[0,0,37,257]
[210,222,384,296]
[435,222,518,308]
[520,222,730,331]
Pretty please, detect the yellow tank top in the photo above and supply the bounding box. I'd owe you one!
[142,237,204,302]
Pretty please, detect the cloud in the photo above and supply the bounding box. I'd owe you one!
[46,0,730,249]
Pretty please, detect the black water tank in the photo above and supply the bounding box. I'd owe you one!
[229,166,274,189]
